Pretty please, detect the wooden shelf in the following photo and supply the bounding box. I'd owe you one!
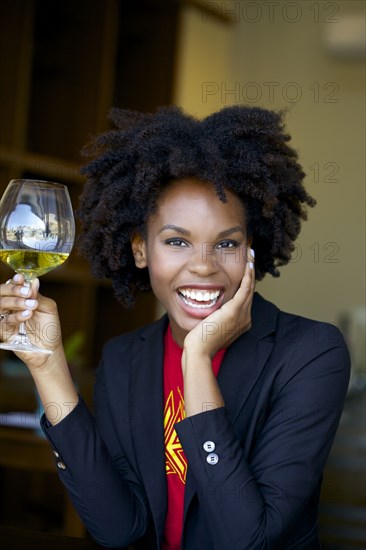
[0,148,84,185]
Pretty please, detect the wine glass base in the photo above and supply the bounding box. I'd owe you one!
[0,340,53,355]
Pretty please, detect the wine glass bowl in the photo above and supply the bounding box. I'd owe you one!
[0,179,75,354]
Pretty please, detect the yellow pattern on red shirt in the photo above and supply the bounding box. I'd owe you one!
[163,387,187,485]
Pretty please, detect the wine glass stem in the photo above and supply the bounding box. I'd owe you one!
[18,322,27,338]
[18,279,31,343]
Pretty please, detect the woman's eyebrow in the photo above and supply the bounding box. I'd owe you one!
[158,224,190,235]
[158,224,245,238]
[217,226,245,238]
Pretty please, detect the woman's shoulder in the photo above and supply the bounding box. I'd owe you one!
[253,291,348,349]
[253,293,350,393]
[102,313,169,356]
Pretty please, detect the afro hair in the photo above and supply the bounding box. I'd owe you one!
[78,105,315,307]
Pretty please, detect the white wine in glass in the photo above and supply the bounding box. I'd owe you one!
[0,179,75,354]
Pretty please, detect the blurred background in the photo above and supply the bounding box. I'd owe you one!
[0,0,364,547]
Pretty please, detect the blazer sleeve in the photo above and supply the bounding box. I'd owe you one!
[175,322,350,549]
[41,350,149,548]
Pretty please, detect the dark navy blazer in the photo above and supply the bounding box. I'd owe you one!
[42,292,350,549]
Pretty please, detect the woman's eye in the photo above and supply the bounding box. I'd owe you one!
[165,239,187,247]
[216,240,239,249]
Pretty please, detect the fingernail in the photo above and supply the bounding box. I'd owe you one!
[34,279,40,291]
[249,262,254,270]
[25,299,37,308]
[250,248,255,258]
[14,274,22,283]
[21,310,30,317]
[20,287,30,296]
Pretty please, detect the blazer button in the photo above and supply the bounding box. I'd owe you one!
[206,453,219,465]
[53,450,60,458]
[203,441,216,452]
[57,461,66,470]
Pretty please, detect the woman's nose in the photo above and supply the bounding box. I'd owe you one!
[188,243,219,276]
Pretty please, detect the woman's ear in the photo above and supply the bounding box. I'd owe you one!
[131,232,148,269]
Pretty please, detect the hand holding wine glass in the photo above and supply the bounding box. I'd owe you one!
[0,179,75,354]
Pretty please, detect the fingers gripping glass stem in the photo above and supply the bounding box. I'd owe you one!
[0,280,52,354]
[0,180,75,354]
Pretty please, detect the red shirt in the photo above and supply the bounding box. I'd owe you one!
[162,325,226,549]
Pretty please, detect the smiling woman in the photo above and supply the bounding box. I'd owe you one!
[0,105,350,550]
[77,105,314,309]
[131,178,250,345]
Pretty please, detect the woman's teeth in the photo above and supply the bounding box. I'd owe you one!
[178,288,221,309]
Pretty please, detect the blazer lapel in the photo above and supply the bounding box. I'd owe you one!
[129,315,169,543]
[218,292,278,423]
[183,292,279,515]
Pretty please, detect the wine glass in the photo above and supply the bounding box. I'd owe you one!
[0,179,75,354]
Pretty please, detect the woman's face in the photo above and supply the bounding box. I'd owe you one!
[132,178,250,347]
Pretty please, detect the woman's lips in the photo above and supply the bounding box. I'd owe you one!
[176,287,224,318]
